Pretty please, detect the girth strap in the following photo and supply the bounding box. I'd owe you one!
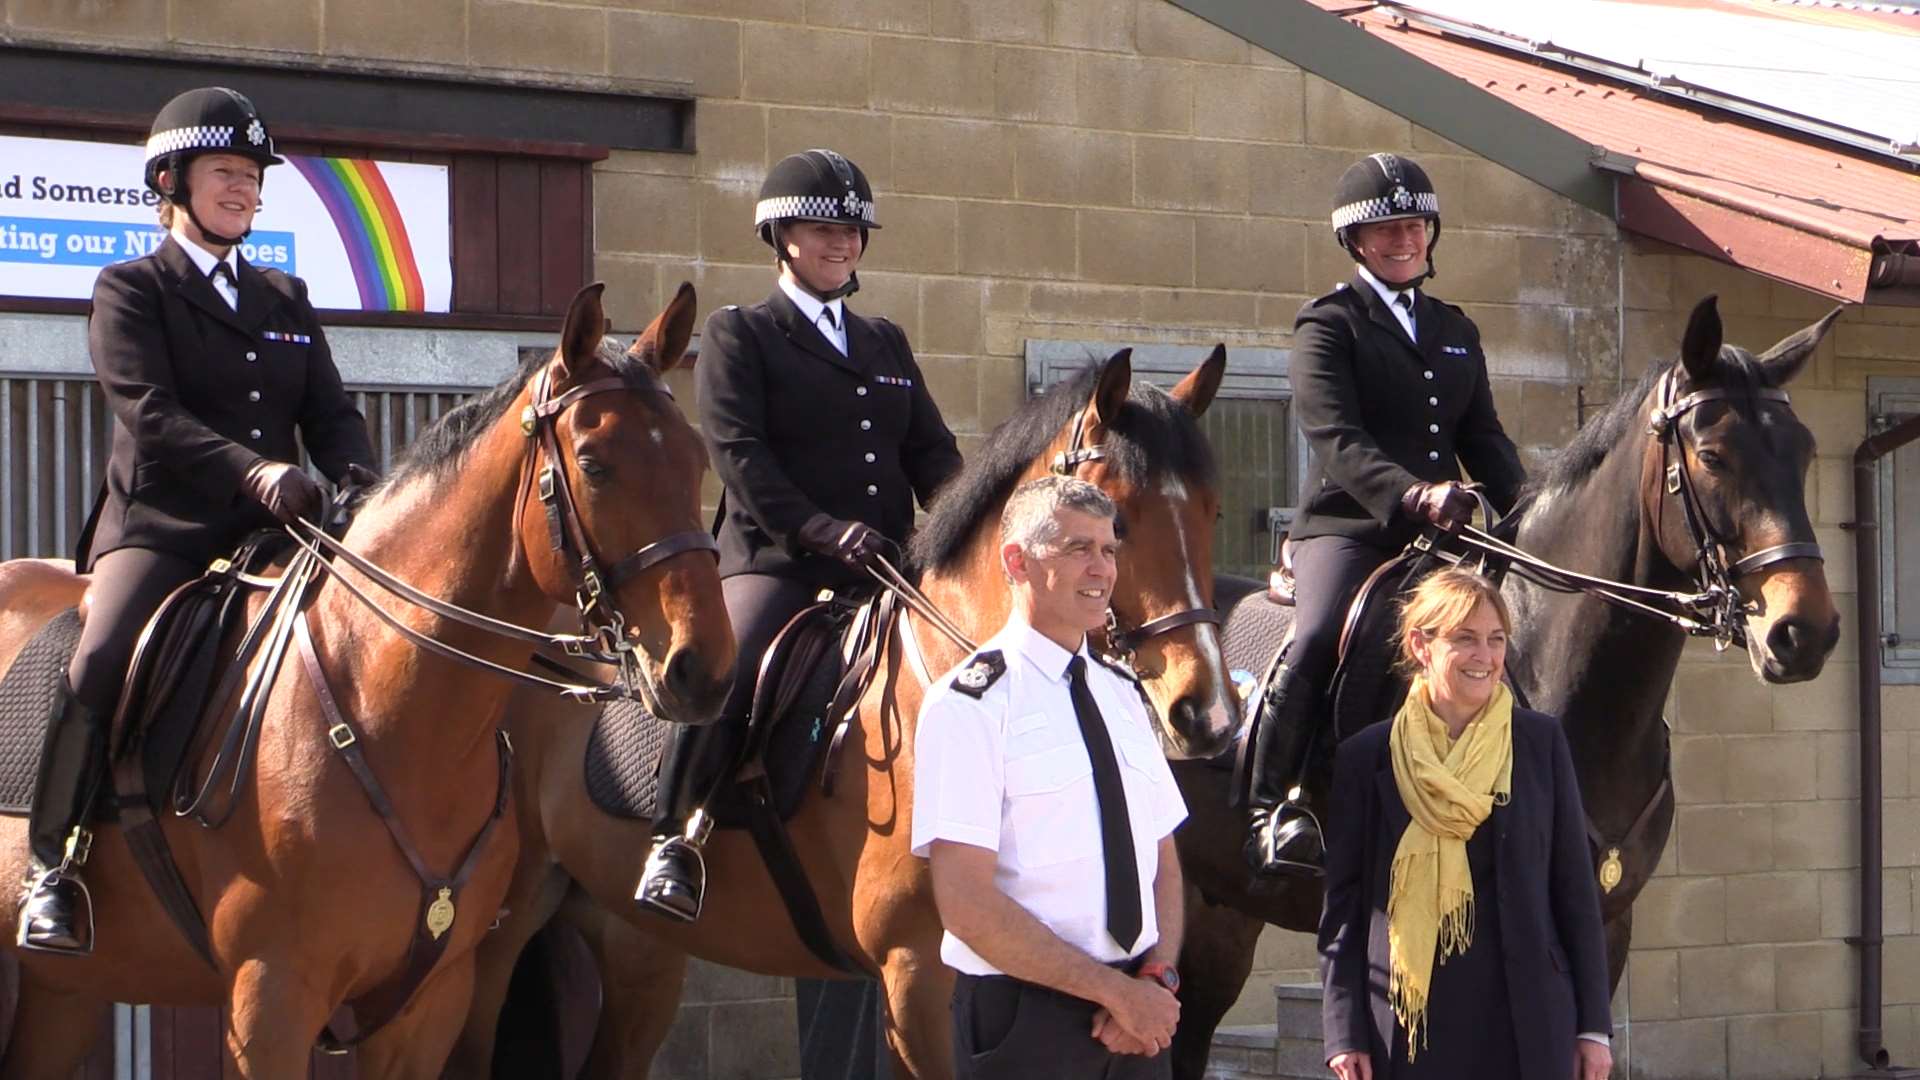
[295,614,515,1050]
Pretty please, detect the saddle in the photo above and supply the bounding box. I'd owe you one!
[0,529,293,821]
[586,588,898,972]
[586,593,861,826]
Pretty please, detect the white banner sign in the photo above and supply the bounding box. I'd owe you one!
[0,134,451,313]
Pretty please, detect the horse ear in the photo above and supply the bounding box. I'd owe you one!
[1088,348,1132,428]
[1170,344,1226,418]
[557,282,609,382]
[629,281,699,376]
[1756,305,1842,388]
[1679,294,1722,384]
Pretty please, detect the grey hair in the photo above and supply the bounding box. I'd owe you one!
[1000,475,1116,570]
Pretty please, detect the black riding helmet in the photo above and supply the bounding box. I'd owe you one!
[1331,153,1442,286]
[754,148,880,302]
[143,87,283,248]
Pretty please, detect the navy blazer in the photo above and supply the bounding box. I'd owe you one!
[697,288,961,587]
[1318,707,1611,1074]
[1290,275,1525,551]
[80,236,374,570]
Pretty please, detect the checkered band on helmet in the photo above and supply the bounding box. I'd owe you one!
[143,87,283,198]
[754,149,881,237]
[1330,153,1440,232]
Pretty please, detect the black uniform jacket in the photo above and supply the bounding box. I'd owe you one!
[81,236,375,570]
[1318,707,1612,1075]
[697,288,962,586]
[1290,275,1526,551]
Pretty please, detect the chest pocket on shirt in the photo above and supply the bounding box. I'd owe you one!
[1004,737,1093,870]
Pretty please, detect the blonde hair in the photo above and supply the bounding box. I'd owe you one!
[1395,567,1512,674]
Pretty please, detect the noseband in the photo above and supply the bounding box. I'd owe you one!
[1646,368,1822,648]
[520,364,719,684]
[1050,406,1222,669]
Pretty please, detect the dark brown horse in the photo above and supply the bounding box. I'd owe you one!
[446,347,1241,1078]
[0,283,735,1077]
[1164,296,1844,1078]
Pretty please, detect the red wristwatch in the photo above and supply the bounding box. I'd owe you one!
[1138,961,1181,994]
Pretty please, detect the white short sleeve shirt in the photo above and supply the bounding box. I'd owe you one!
[910,616,1189,975]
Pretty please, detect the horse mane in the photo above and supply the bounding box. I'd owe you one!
[386,339,653,486]
[908,362,1217,575]
[1525,346,1771,498]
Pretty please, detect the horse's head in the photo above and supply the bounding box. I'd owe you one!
[517,282,736,722]
[1650,295,1842,683]
[1052,346,1237,759]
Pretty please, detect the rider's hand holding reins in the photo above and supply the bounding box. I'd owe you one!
[798,513,894,569]
[243,459,323,525]
[1400,480,1476,532]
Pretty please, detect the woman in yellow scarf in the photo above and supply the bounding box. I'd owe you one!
[1319,569,1612,1080]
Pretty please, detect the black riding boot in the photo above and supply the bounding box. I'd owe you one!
[633,722,725,923]
[1244,667,1326,878]
[17,679,111,953]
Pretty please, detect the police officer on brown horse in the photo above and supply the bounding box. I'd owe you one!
[1243,153,1526,878]
[17,87,376,953]
[635,149,962,922]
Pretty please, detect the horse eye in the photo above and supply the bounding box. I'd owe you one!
[576,455,609,480]
[1697,449,1727,472]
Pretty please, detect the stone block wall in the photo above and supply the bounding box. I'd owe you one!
[8,0,1920,1075]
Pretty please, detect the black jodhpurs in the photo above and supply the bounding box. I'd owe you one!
[1273,536,1393,705]
[69,547,201,713]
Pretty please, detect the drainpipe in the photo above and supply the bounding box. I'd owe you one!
[1851,414,1920,1077]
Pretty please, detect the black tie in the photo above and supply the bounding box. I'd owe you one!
[210,262,235,287]
[1066,655,1142,953]
[817,304,838,330]
[1396,292,1416,341]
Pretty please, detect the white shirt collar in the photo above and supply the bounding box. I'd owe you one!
[1004,613,1089,684]
[1355,263,1415,311]
[778,274,844,333]
[174,233,239,281]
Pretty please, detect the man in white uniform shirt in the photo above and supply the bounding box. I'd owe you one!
[912,475,1188,1079]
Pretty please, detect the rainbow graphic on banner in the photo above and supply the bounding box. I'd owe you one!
[287,156,426,311]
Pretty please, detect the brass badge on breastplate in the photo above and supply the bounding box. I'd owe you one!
[426,887,456,940]
[1598,848,1624,893]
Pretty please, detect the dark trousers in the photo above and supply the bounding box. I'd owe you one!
[69,547,201,712]
[952,974,1169,1080]
[1248,536,1391,808]
[798,977,890,1080]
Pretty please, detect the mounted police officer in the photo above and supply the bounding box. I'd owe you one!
[635,148,962,922]
[16,87,376,953]
[1243,153,1526,878]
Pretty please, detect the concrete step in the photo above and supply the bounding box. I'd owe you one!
[1273,982,1323,1041]
[1202,1025,1328,1080]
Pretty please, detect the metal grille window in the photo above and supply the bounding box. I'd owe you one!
[1025,341,1300,580]
[1871,377,1920,682]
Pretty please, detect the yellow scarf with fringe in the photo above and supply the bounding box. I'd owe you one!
[1386,677,1513,1060]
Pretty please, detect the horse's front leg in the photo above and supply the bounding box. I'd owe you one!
[353,955,479,1080]
[225,956,337,1078]
[879,950,956,1080]
[1171,893,1265,1080]
[0,969,109,1079]
[571,894,691,1080]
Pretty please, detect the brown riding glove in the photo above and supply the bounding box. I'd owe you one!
[1400,481,1476,531]
[242,460,324,525]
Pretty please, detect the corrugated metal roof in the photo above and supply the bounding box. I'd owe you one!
[1382,0,1920,158]
[1304,0,1920,300]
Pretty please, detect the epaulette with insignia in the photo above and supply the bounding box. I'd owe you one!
[952,650,1006,699]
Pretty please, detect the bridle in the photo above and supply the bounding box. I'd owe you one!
[288,359,718,702]
[1049,406,1223,669]
[1447,366,1822,650]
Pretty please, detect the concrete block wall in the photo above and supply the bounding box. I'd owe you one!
[9,1,1920,1076]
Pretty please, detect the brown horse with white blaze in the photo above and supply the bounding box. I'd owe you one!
[0,282,733,1077]
[447,346,1241,1078]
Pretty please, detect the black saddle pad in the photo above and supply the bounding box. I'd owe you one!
[1218,573,1287,676]
[0,608,82,814]
[584,652,839,828]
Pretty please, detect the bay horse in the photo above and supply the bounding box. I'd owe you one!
[1164,296,1844,1078]
[445,347,1241,1078]
[0,282,735,1077]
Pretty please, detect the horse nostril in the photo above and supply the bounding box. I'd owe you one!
[1768,616,1819,660]
[664,648,701,701]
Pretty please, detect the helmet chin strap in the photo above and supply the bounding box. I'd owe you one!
[774,224,860,301]
[169,171,251,249]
